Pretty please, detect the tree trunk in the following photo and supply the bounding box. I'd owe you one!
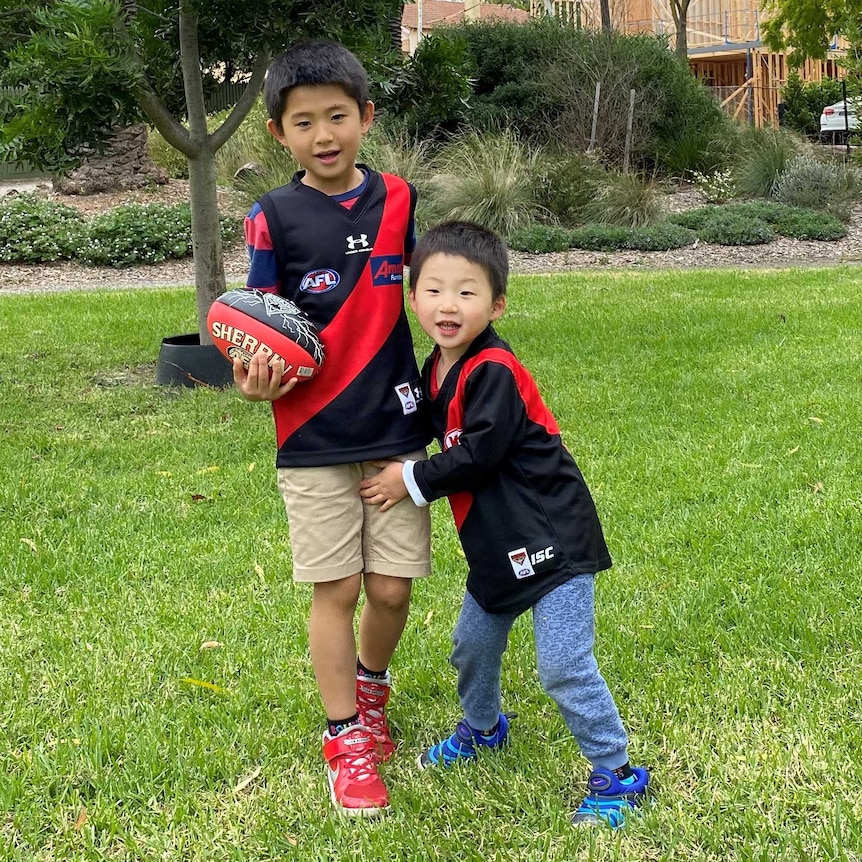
[187,151,225,342]
[54,124,168,195]
[672,2,689,61]
[599,0,612,31]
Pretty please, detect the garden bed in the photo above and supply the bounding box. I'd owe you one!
[1,181,861,295]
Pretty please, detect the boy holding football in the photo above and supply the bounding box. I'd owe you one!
[360,221,650,828]
[233,40,431,817]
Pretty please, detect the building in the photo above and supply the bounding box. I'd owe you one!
[531,1,846,126]
[401,1,530,54]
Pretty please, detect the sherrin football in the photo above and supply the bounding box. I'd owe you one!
[207,289,325,383]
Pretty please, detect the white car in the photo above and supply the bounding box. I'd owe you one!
[819,99,859,142]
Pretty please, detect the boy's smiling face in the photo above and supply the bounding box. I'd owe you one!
[409,252,506,364]
[267,83,373,195]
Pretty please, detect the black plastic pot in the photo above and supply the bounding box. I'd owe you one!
[155,333,233,388]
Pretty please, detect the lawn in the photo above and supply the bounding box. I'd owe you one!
[1,268,860,861]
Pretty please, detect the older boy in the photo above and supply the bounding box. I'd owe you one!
[360,221,649,828]
[234,41,431,817]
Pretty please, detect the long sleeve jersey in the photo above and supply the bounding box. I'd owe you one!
[405,326,611,614]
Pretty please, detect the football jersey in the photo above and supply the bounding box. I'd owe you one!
[411,327,612,614]
[249,167,430,467]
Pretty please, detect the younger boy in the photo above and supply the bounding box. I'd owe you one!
[233,41,431,817]
[360,221,649,828]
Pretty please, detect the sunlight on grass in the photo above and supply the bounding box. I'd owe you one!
[1,270,860,860]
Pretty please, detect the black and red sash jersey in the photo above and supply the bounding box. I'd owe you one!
[257,168,430,467]
[411,327,611,614]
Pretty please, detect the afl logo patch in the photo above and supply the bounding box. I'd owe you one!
[300,269,340,294]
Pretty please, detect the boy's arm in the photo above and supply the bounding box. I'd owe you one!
[244,202,279,294]
[235,202,296,400]
[409,362,527,503]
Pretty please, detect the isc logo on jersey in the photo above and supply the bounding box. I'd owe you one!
[508,545,555,579]
[371,255,404,287]
[300,269,340,294]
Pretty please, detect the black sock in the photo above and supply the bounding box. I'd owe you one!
[356,658,387,679]
[612,762,634,781]
[327,713,360,737]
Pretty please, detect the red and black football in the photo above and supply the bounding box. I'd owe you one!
[207,289,325,383]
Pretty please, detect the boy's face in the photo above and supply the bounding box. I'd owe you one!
[267,83,373,195]
[409,253,506,363]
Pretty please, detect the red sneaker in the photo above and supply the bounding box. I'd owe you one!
[356,673,395,761]
[322,725,388,817]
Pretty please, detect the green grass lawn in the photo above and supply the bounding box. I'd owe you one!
[1,268,860,861]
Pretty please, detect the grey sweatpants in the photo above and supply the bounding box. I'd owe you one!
[451,573,630,771]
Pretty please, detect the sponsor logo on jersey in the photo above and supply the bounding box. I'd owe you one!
[395,382,417,415]
[443,428,462,450]
[346,233,372,255]
[370,255,404,286]
[300,268,340,294]
[507,545,555,579]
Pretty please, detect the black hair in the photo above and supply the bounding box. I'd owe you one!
[264,41,370,132]
[409,221,509,302]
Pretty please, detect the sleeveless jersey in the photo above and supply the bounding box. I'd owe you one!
[256,168,430,467]
[411,327,612,614]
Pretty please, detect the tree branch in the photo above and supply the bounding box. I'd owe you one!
[209,50,270,152]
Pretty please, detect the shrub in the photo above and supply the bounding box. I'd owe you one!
[693,169,736,204]
[773,154,860,221]
[623,222,697,251]
[696,211,775,245]
[375,31,473,140]
[77,203,240,267]
[733,126,802,199]
[148,128,189,179]
[779,73,845,139]
[507,224,572,253]
[667,207,717,231]
[535,150,606,226]
[428,131,548,235]
[581,172,661,228]
[769,208,847,241]
[439,18,728,171]
[568,224,631,251]
[0,194,84,262]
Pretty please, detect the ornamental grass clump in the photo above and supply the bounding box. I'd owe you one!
[429,131,548,236]
[580,171,661,228]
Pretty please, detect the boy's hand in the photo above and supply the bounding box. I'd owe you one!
[360,461,408,512]
[233,350,298,401]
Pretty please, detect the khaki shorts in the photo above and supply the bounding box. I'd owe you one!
[276,451,432,583]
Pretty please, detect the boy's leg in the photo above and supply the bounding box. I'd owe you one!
[356,454,431,759]
[355,573,412,760]
[358,572,412,673]
[309,574,363,720]
[532,574,648,827]
[452,591,515,730]
[278,464,389,816]
[418,591,515,768]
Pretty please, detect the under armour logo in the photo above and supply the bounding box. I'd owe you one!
[346,234,369,250]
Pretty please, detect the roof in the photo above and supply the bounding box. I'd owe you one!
[402,2,530,30]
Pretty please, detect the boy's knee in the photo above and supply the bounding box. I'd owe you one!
[363,572,412,613]
[312,574,362,613]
